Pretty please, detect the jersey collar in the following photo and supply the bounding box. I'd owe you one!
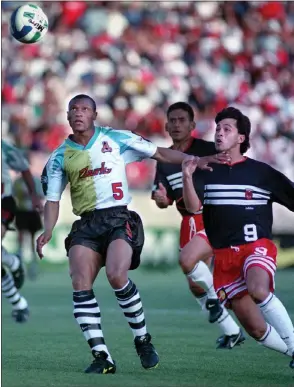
[65,126,100,150]
[171,137,194,153]
[228,156,248,166]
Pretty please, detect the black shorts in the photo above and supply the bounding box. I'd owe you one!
[64,206,145,270]
[1,196,17,229]
[15,210,42,234]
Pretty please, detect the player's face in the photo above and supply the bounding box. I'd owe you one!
[215,118,245,153]
[67,99,97,132]
[166,109,194,141]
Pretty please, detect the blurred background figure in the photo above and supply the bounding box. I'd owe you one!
[13,152,44,280]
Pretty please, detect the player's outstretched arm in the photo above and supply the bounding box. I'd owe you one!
[152,147,230,169]
[36,201,60,259]
[153,147,194,164]
[182,158,201,213]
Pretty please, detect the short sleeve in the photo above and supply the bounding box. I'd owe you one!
[41,148,68,201]
[115,130,157,164]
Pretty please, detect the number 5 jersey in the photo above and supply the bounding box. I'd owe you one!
[41,126,157,216]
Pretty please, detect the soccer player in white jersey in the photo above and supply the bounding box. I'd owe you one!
[1,140,41,322]
[36,94,227,374]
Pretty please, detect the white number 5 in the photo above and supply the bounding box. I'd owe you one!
[244,224,258,242]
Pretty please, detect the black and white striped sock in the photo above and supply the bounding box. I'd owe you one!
[2,247,20,271]
[1,267,27,310]
[73,289,113,363]
[115,279,147,338]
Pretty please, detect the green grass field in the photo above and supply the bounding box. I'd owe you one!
[2,266,294,387]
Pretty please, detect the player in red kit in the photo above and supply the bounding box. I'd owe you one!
[152,102,244,349]
[182,106,294,369]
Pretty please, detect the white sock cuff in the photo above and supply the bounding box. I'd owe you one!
[113,279,130,292]
[258,323,271,342]
[187,263,199,278]
[259,293,274,308]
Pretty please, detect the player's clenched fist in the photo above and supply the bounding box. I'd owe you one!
[36,230,52,259]
[153,183,170,208]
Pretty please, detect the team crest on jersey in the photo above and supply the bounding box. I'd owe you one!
[217,288,227,302]
[245,189,253,200]
[101,141,112,153]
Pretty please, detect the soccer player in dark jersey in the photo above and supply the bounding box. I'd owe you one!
[182,106,294,368]
[152,102,244,349]
[36,94,225,375]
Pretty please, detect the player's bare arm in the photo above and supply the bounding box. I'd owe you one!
[36,201,60,259]
[182,158,201,213]
[153,147,230,169]
[152,147,194,164]
[21,169,42,212]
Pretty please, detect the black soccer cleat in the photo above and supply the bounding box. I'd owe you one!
[12,307,29,323]
[206,298,223,323]
[84,351,116,374]
[290,352,294,369]
[216,329,246,349]
[11,256,25,289]
[134,333,159,370]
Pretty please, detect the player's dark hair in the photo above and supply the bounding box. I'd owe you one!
[215,107,251,154]
[167,102,194,121]
[68,94,97,111]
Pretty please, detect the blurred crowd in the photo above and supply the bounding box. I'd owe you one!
[2,1,294,188]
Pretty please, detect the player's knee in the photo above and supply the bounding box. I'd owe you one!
[106,266,128,289]
[248,284,270,303]
[70,271,92,291]
[249,325,267,340]
[179,249,196,274]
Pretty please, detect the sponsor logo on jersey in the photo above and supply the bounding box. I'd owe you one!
[245,189,253,200]
[101,141,112,153]
[79,162,112,178]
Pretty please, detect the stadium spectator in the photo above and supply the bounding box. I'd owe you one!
[2,1,294,188]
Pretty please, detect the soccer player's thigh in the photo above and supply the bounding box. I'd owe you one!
[179,233,212,274]
[69,246,104,290]
[231,295,267,339]
[106,239,133,287]
[105,210,143,288]
[246,267,271,302]
[244,240,277,303]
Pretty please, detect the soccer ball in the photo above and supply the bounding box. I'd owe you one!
[10,4,48,44]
